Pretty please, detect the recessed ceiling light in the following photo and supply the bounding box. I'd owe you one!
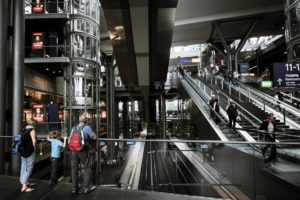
[53,71,55,74]
[46,68,49,70]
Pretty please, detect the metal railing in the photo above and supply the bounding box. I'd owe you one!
[1,136,300,199]
[25,0,68,14]
[25,45,67,58]
[200,71,300,130]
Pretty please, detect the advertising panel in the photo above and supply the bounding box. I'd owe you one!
[32,0,44,13]
[240,63,249,76]
[32,32,44,50]
[32,104,44,122]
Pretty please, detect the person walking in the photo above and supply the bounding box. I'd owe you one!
[213,98,220,124]
[226,99,238,130]
[209,95,216,118]
[259,113,279,163]
[70,113,97,194]
[20,118,37,192]
[47,132,67,186]
[274,92,281,112]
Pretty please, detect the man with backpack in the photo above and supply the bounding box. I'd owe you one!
[69,113,97,194]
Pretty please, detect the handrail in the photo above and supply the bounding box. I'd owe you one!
[184,72,258,142]
[183,74,226,125]
[280,92,300,103]
[217,90,262,125]
[234,78,300,118]
[188,71,261,128]
[201,71,300,129]
[179,74,229,141]
[1,135,300,146]
[236,128,300,139]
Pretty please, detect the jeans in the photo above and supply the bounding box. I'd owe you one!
[71,150,92,189]
[20,151,36,185]
[262,134,277,161]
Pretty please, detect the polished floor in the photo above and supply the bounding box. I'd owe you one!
[0,175,224,200]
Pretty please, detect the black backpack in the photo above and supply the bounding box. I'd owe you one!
[11,128,34,158]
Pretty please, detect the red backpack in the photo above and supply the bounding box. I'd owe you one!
[68,126,85,152]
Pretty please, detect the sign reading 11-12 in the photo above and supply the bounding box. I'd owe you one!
[273,63,300,87]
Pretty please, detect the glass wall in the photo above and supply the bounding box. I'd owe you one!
[64,0,101,133]
[70,0,100,21]
[285,0,300,62]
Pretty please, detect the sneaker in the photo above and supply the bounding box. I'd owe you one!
[71,187,78,194]
[83,185,96,194]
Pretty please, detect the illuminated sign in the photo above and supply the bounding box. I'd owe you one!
[273,63,300,87]
[261,81,273,88]
[32,0,44,13]
[32,104,44,108]
[179,57,200,63]
[32,104,44,122]
[32,32,44,50]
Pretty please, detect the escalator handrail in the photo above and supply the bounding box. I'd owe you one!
[217,90,262,125]
[233,78,300,118]
[204,71,300,119]
[182,74,227,125]
[183,72,259,142]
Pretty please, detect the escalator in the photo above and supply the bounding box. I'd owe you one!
[193,71,300,161]
[179,73,256,143]
[242,78,300,110]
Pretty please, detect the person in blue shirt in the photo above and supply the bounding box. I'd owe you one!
[47,132,67,186]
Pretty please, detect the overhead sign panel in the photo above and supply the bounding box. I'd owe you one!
[179,57,199,63]
[273,63,300,87]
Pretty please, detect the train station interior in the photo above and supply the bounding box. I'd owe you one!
[0,0,300,199]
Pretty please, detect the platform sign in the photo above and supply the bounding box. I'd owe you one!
[179,58,192,63]
[273,63,300,87]
[127,141,136,145]
[261,81,273,88]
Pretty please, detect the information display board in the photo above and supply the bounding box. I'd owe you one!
[273,63,300,87]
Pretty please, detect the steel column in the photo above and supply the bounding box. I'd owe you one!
[12,0,25,175]
[234,18,259,72]
[0,0,8,174]
[161,90,166,139]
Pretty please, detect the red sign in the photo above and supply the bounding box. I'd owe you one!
[32,104,44,122]
[32,104,44,108]
[32,0,44,13]
[32,32,44,50]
